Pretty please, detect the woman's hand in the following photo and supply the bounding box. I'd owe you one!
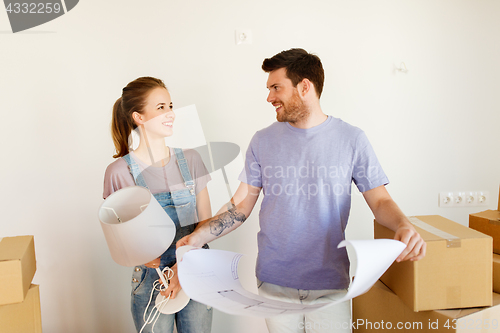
[144,257,161,268]
[160,264,181,299]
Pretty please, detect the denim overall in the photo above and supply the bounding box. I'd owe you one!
[123,149,212,333]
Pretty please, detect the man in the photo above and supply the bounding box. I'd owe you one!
[178,48,425,333]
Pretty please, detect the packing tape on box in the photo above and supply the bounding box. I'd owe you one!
[408,217,461,248]
[488,218,500,226]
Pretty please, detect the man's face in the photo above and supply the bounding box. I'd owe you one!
[266,68,308,124]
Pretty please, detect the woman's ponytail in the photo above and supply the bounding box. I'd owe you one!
[111,97,133,158]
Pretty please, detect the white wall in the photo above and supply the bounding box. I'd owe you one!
[1,0,499,332]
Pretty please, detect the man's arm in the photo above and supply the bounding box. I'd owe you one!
[177,182,262,248]
[363,185,426,262]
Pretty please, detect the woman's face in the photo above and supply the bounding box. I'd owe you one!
[136,87,175,139]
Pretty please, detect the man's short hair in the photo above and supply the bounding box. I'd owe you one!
[262,48,324,98]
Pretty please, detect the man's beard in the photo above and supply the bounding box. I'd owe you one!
[276,90,309,124]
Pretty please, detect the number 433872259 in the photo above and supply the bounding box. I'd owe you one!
[6,3,62,14]
[444,318,498,330]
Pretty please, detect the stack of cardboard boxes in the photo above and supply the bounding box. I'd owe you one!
[469,187,500,296]
[0,236,41,333]
[353,187,500,332]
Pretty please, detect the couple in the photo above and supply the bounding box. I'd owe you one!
[103,48,426,333]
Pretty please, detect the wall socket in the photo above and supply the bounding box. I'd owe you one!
[235,29,252,45]
[439,191,490,207]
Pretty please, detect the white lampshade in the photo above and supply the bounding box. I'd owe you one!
[98,186,176,267]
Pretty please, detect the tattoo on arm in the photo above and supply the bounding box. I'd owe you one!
[209,207,247,236]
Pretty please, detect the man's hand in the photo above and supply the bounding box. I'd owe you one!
[363,185,426,262]
[177,232,202,249]
[394,223,426,262]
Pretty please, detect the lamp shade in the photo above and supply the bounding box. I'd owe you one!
[98,186,176,267]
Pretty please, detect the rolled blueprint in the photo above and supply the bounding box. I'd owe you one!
[177,239,406,317]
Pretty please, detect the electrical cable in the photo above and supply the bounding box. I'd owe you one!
[139,266,174,333]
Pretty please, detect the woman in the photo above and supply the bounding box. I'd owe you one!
[103,77,213,333]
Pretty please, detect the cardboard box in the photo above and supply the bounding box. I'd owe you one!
[353,280,500,333]
[0,284,42,333]
[494,254,500,294]
[469,210,500,254]
[0,236,36,305]
[375,215,492,311]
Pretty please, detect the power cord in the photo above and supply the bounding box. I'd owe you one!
[139,266,174,333]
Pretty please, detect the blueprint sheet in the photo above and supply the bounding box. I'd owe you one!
[177,239,405,317]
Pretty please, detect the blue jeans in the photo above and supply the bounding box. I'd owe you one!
[124,150,213,333]
[131,264,212,333]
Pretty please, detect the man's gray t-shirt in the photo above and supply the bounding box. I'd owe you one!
[239,116,389,290]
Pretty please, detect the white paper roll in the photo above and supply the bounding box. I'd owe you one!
[98,186,176,267]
